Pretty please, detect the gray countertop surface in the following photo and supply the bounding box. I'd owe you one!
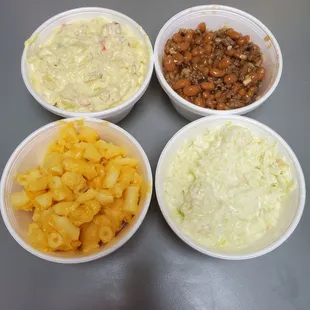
[1,0,309,309]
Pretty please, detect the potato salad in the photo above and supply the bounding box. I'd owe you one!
[26,18,149,112]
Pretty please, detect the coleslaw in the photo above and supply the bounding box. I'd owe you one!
[165,124,294,250]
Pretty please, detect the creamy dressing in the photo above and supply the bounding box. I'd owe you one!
[26,17,149,112]
[165,124,294,250]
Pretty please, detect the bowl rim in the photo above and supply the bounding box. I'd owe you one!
[0,117,153,264]
[155,115,306,260]
[154,4,283,116]
[21,7,154,119]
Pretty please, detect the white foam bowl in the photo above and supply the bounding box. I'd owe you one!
[155,116,306,260]
[21,7,154,123]
[154,5,283,121]
[0,118,153,263]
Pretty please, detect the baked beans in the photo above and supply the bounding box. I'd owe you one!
[162,23,266,110]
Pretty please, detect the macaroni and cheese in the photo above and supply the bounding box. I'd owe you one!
[10,121,143,253]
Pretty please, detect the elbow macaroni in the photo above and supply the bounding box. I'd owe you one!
[10,121,143,253]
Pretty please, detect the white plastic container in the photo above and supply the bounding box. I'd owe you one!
[155,116,306,260]
[21,7,154,123]
[0,118,153,263]
[154,5,283,121]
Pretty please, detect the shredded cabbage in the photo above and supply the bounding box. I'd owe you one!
[165,124,294,249]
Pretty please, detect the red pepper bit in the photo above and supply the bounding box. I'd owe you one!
[100,39,106,52]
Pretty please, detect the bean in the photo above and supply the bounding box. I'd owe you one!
[226,28,241,40]
[172,33,183,43]
[238,35,250,46]
[201,57,208,65]
[202,91,210,99]
[184,31,194,42]
[204,44,213,54]
[192,47,205,57]
[163,55,175,72]
[181,95,191,102]
[204,32,214,44]
[184,51,192,62]
[213,59,220,68]
[192,56,201,64]
[201,81,215,91]
[173,52,184,65]
[256,66,266,80]
[217,103,229,110]
[244,94,252,102]
[249,71,259,82]
[164,39,173,54]
[209,68,225,77]
[194,97,205,107]
[218,57,231,69]
[201,67,210,77]
[214,91,222,99]
[224,73,238,84]
[233,50,242,58]
[209,53,216,60]
[238,88,246,96]
[247,86,258,98]
[183,85,201,96]
[241,63,249,76]
[248,53,260,62]
[198,22,207,33]
[177,41,190,52]
[195,36,203,45]
[172,79,190,90]
[231,82,242,92]
[206,98,217,109]
[225,48,236,56]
